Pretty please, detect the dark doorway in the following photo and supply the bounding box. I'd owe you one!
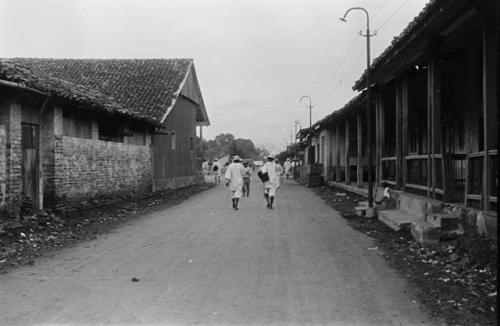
[21,123,40,208]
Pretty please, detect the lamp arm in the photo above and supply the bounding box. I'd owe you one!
[341,7,370,31]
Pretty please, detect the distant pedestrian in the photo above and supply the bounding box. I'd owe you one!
[212,159,221,183]
[261,154,280,209]
[276,161,284,186]
[202,159,209,176]
[222,162,230,175]
[225,155,246,210]
[242,161,252,196]
[284,158,291,179]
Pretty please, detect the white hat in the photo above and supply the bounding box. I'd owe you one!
[232,155,241,162]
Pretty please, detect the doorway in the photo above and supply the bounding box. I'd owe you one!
[21,123,40,208]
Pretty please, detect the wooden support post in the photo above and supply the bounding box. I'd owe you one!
[345,119,350,185]
[395,79,403,189]
[375,95,382,185]
[428,43,442,200]
[481,5,498,211]
[380,94,386,182]
[357,113,363,187]
[329,131,333,181]
[401,76,409,189]
[427,65,432,198]
[335,124,341,182]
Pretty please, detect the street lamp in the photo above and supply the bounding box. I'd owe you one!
[299,95,313,186]
[293,120,301,178]
[340,7,376,211]
[294,120,301,147]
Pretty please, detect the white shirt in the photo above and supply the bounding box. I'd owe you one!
[225,162,245,190]
[262,161,279,183]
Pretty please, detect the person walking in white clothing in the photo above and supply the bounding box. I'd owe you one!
[284,158,292,179]
[225,155,246,210]
[212,159,221,183]
[261,155,280,209]
[276,161,283,187]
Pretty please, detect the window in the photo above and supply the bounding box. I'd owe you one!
[190,137,194,151]
[127,123,147,145]
[63,109,92,139]
[171,132,176,150]
[98,118,123,142]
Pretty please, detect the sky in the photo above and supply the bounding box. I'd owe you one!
[0,0,428,153]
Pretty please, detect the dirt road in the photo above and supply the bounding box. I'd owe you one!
[0,177,435,325]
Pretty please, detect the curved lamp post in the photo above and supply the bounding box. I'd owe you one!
[293,120,301,177]
[340,7,375,210]
[299,95,313,186]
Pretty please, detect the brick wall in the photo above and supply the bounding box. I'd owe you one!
[51,132,152,210]
[0,94,23,211]
[41,106,57,206]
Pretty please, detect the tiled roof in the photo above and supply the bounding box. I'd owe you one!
[311,91,366,132]
[8,58,195,124]
[353,0,440,90]
[0,59,145,122]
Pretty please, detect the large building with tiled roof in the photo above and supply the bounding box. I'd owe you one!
[0,58,209,212]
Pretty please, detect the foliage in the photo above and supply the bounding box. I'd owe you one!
[198,133,268,161]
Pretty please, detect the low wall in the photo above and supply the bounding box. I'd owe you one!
[50,136,152,209]
[153,175,205,191]
[328,181,497,239]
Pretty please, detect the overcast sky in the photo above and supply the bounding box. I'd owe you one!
[1,0,428,152]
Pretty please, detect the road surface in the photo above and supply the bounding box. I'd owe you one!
[0,176,435,325]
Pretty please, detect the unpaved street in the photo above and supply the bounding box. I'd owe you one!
[0,177,435,325]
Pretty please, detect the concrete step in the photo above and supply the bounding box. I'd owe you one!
[426,213,460,230]
[358,200,368,207]
[377,209,420,231]
[354,206,376,218]
[411,221,441,246]
[397,195,426,219]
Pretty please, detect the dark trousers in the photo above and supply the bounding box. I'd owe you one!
[243,178,251,195]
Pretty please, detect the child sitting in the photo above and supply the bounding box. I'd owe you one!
[374,182,392,205]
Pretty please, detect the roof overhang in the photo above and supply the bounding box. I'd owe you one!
[161,61,210,126]
[353,0,477,91]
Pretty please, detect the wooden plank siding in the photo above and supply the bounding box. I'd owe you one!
[304,0,497,212]
[152,96,198,188]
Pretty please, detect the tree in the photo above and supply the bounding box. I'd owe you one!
[230,138,258,158]
[255,146,269,160]
[198,133,268,161]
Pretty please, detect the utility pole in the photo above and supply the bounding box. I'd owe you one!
[293,120,301,178]
[340,7,376,214]
[299,96,313,186]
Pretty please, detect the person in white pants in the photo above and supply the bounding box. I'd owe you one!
[261,155,280,209]
[225,155,246,210]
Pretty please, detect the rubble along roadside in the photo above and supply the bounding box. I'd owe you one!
[313,185,497,326]
[0,183,214,273]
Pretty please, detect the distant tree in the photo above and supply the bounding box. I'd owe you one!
[230,138,258,159]
[255,146,270,160]
[198,133,274,162]
[276,150,288,163]
[215,133,235,151]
